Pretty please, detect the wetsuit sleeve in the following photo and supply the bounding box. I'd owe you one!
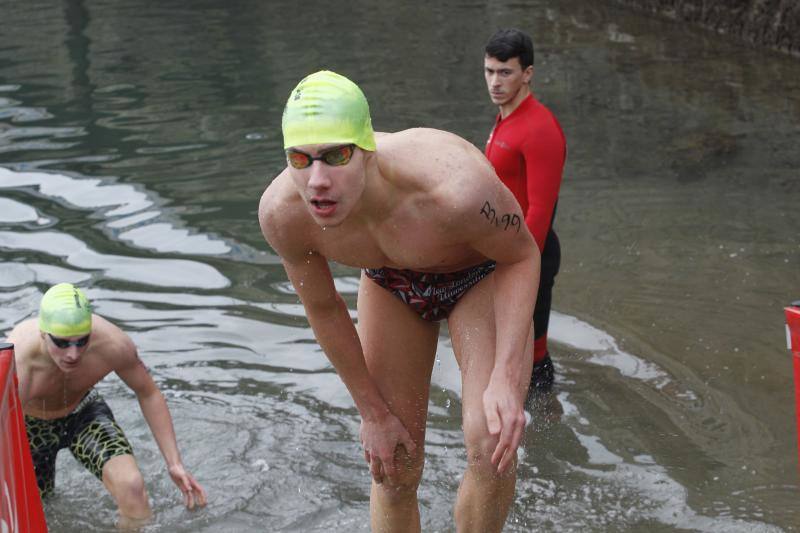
[520,117,566,252]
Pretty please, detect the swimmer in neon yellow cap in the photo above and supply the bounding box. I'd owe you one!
[282,70,376,151]
[6,284,206,525]
[38,282,92,337]
[260,70,541,531]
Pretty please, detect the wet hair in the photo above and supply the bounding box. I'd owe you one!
[485,28,534,69]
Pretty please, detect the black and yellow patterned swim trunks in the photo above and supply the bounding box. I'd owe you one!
[25,389,134,496]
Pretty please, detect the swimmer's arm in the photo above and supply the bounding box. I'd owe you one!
[451,172,540,373]
[460,179,540,471]
[259,188,393,422]
[260,188,416,477]
[278,251,417,480]
[115,342,207,507]
[281,250,391,420]
[115,341,182,466]
[468,192,540,379]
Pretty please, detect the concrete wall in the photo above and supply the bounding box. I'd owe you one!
[612,0,800,56]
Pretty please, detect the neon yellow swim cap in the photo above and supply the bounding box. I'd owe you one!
[282,70,376,151]
[38,283,92,337]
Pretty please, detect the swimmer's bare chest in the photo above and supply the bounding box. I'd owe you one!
[314,218,487,273]
[20,356,111,419]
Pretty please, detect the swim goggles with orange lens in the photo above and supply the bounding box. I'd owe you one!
[286,144,356,169]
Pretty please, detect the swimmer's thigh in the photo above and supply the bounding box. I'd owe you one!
[25,415,64,496]
[448,273,533,442]
[357,272,439,443]
[68,396,135,482]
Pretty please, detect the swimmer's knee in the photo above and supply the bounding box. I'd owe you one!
[465,443,517,482]
[376,452,425,500]
[103,457,148,507]
[462,416,497,458]
[462,423,514,477]
[113,470,147,501]
[464,437,497,467]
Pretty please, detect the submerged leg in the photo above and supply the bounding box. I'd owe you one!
[102,454,152,526]
[69,396,151,526]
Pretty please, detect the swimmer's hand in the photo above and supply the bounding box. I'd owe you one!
[483,375,526,474]
[360,412,417,484]
[168,463,208,510]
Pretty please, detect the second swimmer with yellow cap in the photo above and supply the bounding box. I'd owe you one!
[5,283,207,527]
[259,70,541,531]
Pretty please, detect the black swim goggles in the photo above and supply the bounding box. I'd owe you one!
[48,333,90,348]
[286,144,356,169]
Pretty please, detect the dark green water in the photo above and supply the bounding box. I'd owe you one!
[1,1,798,531]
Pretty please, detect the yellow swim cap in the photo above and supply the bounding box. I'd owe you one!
[38,283,92,337]
[282,70,376,151]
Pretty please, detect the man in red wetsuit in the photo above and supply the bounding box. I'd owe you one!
[484,28,566,400]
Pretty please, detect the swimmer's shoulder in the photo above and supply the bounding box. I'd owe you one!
[6,319,42,366]
[258,168,315,260]
[378,128,485,170]
[375,127,465,151]
[377,128,493,197]
[259,168,304,223]
[260,167,294,204]
[6,317,37,343]
[88,316,140,369]
[375,129,463,186]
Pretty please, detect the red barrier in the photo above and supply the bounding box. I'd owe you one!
[0,343,48,533]
[786,302,800,468]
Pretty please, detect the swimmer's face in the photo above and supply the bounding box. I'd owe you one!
[286,143,367,227]
[43,331,91,373]
[484,55,532,106]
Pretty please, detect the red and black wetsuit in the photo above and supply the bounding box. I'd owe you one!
[485,93,566,364]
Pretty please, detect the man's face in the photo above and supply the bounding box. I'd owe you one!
[43,332,90,373]
[484,55,533,106]
[285,143,366,227]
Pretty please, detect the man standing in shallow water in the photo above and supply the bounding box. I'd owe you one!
[259,70,540,532]
[6,283,206,526]
[484,28,567,399]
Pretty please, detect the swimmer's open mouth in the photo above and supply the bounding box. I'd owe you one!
[310,199,338,217]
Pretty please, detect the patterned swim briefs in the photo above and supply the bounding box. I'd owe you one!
[364,261,496,321]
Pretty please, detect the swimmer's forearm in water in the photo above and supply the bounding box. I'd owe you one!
[136,386,207,508]
[137,387,182,466]
[118,353,207,508]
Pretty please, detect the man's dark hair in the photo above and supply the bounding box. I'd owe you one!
[485,28,534,69]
